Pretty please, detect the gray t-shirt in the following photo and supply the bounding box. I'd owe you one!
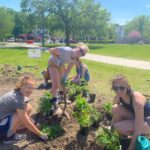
[49,46,76,66]
[0,90,25,120]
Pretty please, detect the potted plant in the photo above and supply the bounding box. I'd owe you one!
[88,92,96,103]
[41,124,64,140]
[96,127,120,150]
[73,96,93,136]
[103,102,113,121]
[90,107,102,128]
[119,136,131,150]
[38,92,53,117]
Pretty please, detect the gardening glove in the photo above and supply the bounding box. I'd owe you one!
[57,59,64,67]
[61,74,68,86]
[39,132,48,141]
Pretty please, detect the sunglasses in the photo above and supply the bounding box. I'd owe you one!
[113,86,126,91]
[79,48,85,56]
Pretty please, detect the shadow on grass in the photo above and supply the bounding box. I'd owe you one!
[0,47,28,50]
[89,45,105,50]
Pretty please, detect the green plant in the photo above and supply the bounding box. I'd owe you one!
[66,80,89,100]
[38,92,53,116]
[103,102,113,114]
[73,96,93,127]
[41,124,64,140]
[90,107,102,123]
[96,127,120,150]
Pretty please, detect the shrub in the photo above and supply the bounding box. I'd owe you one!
[96,127,120,150]
[73,96,93,127]
[41,124,64,140]
[38,92,53,116]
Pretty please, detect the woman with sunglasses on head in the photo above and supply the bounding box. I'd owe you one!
[111,74,150,150]
[0,74,48,144]
[48,42,89,113]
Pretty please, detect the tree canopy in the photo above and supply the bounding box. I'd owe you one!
[20,0,110,45]
[0,7,15,40]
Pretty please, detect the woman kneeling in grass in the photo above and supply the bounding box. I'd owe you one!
[111,74,150,150]
[0,74,48,144]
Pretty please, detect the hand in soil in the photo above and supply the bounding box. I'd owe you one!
[53,107,70,120]
[53,107,63,116]
[63,111,70,120]
[66,100,71,105]
[39,132,48,141]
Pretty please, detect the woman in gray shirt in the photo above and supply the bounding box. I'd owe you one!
[0,75,48,144]
[48,43,89,112]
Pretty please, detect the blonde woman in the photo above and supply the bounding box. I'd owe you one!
[111,75,150,150]
[48,42,89,107]
[0,75,48,144]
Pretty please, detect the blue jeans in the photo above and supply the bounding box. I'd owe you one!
[0,115,12,139]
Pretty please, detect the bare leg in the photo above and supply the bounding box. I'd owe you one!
[111,104,134,126]
[114,120,150,136]
[8,103,33,135]
[48,67,60,97]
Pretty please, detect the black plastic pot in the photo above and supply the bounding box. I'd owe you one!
[82,90,89,97]
[78,126,89,136]
[17,65,22,71]
[92,119,100,128]
[119,137,131,150]
[105,113,112,121]
[69,93,77,102]
[88,93,96,103]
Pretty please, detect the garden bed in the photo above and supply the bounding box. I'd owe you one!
[0,66,115,150]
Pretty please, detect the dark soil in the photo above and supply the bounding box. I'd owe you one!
[0,65,109,150]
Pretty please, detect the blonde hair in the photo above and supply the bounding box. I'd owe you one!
[77,42,89,54]
[15,74,35,90]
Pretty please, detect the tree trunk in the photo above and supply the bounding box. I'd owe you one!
[65,25,70,46]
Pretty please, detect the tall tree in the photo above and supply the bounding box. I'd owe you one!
[21,0,110,45]
[0,7,15,41]
[21,0,49,46]
[125,15,150,41]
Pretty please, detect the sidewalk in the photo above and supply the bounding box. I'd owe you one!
[0,42,40,48]
[83,54,150,70]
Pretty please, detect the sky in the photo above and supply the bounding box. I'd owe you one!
[99,0,150,25]
[0,0,150,25]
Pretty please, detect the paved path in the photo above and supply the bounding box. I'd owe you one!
[0,42,40,48]
[83,54,150,70]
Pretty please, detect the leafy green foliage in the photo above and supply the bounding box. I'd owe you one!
[73,96,93,127]
[66,80,89,101]
[73,96,100,127]
[103,102,112,114]
[41,124,64,140]
[38,92,53,116]
[96,127,120,150]
[0,7,15,40]
[90,107,102,123]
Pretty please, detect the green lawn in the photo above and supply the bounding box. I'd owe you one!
[1,48,150,102]
[89,44,150,61]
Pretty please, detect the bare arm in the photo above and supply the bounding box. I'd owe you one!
[128,92,146,150]
[63,62,75,76]
[81,64,88,79]
[113,96,120,104]
[16,109,41,136]
[49,47,59,58]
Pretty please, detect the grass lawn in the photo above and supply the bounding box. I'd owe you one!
[1,47,150,102]
[46,43,150,61]
[89,44,150,61]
